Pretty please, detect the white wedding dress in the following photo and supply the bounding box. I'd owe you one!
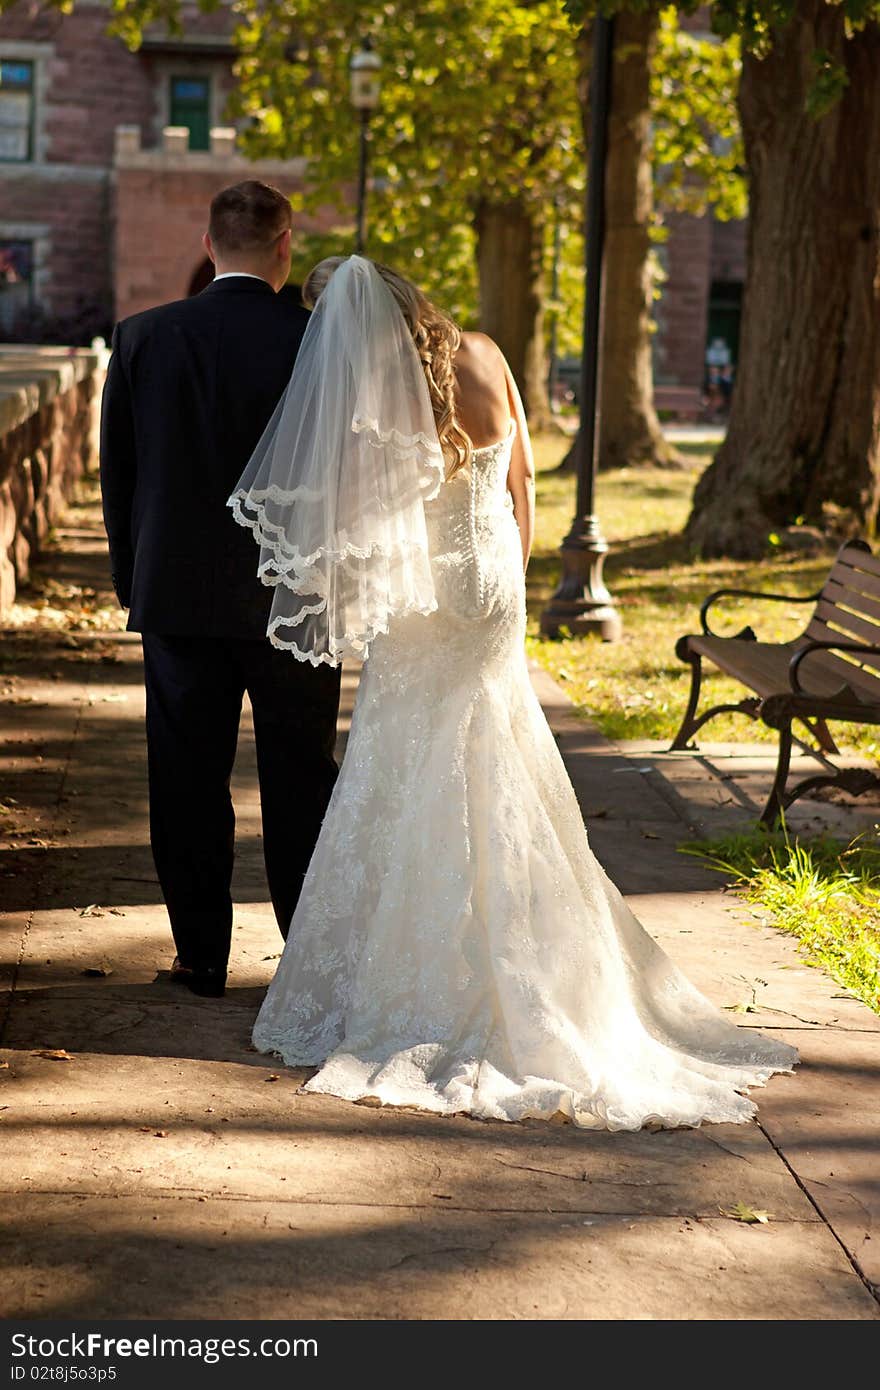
[253,425,798,1130]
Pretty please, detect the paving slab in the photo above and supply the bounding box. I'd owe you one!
[630,889,880,1035]
[0,1050,815,1220]
[757,1028,880,1294]
[0,1195,874,1321]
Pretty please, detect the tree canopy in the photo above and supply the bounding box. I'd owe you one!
[231,0,584,322]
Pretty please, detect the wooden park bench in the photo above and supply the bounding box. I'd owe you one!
[670,540,880,824]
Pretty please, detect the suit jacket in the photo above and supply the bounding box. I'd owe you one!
[100,276,308,638]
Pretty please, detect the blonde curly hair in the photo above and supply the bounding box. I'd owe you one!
[302,256,473,477]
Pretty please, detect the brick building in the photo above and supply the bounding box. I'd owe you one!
[0,1,745,405]
[0,1,319,339]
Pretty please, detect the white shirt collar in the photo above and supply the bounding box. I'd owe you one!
[212,272,271,284]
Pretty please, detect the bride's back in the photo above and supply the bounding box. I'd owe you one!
[453,332,512,449]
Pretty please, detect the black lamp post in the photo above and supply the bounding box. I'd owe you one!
[349,38,382,256]
[540,17,621,642]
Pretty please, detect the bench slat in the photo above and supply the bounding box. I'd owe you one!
[823,577,880,625]
[830,555,880,603]
[808,649,880,698]
[808,601,880,650]
[690,636,842,696]
[689,633,880,702]
[837,543,880,578]
[803,620,880,679]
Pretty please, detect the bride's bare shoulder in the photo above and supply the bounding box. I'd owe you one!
[454,333,510,445]
[457,331,505,371]
[453,329,500,422]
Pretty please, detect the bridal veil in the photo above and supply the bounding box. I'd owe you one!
[228,255,445,666]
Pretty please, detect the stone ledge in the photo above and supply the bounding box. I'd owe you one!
[114,150,308,179]
[0,345,105,614]
[0,347,101,435]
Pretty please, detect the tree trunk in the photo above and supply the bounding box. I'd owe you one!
[475,198,551,425]
[598,9,678,469]
[686,2,880,558]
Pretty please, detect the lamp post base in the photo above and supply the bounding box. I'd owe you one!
[539,517,622,642]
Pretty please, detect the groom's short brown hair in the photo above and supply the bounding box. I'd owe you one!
[208,181,292,253]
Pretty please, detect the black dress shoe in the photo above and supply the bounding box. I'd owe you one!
[185,966,227,998]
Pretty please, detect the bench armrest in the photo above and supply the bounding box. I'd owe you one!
[700,587,821,639]
[789,641,880,698]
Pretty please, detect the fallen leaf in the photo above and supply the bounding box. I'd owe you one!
[139,1127,168,1137]
[81,962,113,978]
[34,1049,73,1062]
[78,904,105,918]
[265,1074,281,1083]
[722,1202,771,1225]
[107,907,126,917]
[642,831,660,840]
[0,1061,9,1070]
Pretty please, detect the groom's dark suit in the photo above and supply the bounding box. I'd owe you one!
[100,276,341,975]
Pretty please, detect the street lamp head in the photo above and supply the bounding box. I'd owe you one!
[350,38,382,112]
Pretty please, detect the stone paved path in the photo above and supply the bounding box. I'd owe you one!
[1,489,878,1320]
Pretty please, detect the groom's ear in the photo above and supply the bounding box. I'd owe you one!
[277,227,292,263]
[203,231,216,266]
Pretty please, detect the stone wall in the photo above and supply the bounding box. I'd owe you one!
[0,346,104,614]
[0,2,236,337]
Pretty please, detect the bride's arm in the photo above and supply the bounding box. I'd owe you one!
[504,362,535,570]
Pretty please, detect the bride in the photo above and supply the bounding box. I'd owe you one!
[229,254,797,1131]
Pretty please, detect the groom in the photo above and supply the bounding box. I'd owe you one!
[100,181,341,998]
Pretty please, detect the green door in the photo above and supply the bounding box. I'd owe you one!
[169,76,211,152]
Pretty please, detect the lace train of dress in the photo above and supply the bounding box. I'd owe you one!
[253,427,798,1130]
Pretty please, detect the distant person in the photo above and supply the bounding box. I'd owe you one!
[99,181,341,998]
[705,336,731,371]
[704,337,732,417]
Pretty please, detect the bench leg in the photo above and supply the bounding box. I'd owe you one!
[670,642,762,751]
[760,722,793,826]
[772,765,880,814]
[798,716,840,756]
[669,647,703,751]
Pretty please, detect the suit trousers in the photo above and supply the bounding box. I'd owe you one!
[141,633,341,971]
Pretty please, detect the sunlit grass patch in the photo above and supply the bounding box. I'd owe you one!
[683,825,880,1014]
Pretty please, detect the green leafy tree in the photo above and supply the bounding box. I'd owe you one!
[652,7,745,222]
[230,0,585,423]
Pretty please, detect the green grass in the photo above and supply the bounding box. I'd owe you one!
[526,433,878,758]
[684,825,880,1014]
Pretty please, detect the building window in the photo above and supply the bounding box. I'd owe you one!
[0,59,34,162]
[0,240,34,332]
[169,75,211,151]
